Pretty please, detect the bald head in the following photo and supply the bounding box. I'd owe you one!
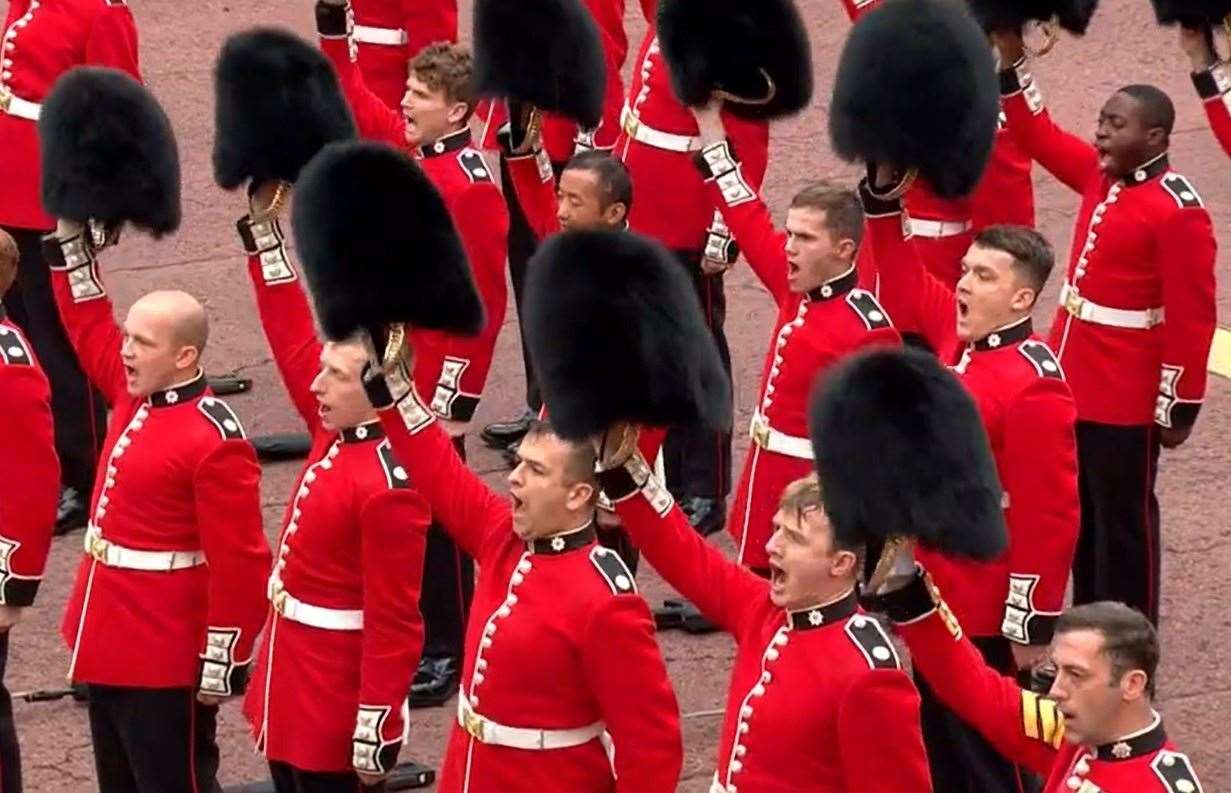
[131,290,210,353]
[0,230,18,298]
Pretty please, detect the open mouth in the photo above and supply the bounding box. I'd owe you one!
[510,493,524,512]
[769,561,786,589]
[957,298,970,318]
[123,364,137,378]
[787,261,800,277]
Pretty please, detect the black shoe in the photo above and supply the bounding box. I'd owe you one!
[680,497,725,538]
[653,599,719,634]
[55,487,89,536]
[500,440,520,468]
[250,432,313,462]
[408,656,458,708]
[479,409,535,450]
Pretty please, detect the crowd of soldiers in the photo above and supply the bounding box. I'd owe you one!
[0,0,1227,792]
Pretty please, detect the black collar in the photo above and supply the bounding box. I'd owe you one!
[419,128,472,159]
[529,523,596,555]
[340,421,385,444]
[1124,152,1169,186]
[149,370,207,407]
[972,316,1033,352]
[786,589,858,631]
[806,266,858,303]
[1095,714,1167,761]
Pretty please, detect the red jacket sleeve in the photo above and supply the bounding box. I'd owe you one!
[241,215,324,433]
[1154,200,1218,431]
[999,378,1079,645]
[376,391,508,560]
[611,463,767,637]
[85,1,141,79]
[319,34,408,147]
[418,183,509,423]
[1193,63,1231,158]
[404,0,458,55]
[837,671,932,793]
[862,204,960,363]
[582,594,683,792]
[0,345,58,607]
[506,149,561,242]
[194,438,272,697]
[896,592,1061,776]
[354,486,430,775]
[46,236,127,406]
[1000,58,1098,194]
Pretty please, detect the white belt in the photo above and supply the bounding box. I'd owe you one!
[620,105,702,153]
[84,525,205,572]
[907,218,972,239]
[352,24,408,46]
[458,692,604,750]
[0,87,41,121]
[1059,284,1164,330]
[270,583,364,630]
[749,413,813,460]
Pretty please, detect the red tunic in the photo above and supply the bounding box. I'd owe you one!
[238,215,429,774]
[616,26,770,253]
[1002,59,1217,429]
[0,0,140,230]
[375,393,683,793]
[610,470,932,793]
[1193,61,1231,159]
[321,34,510,424]
[48,236,270,690]
[865,209,1079,642]
[349,0,458,108]
[695,142,899,569]
[0,312,58,607]
[896,583,1204,793]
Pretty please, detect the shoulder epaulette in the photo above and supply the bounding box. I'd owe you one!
[1152,751,1203,793]
[845,290,892,330]
[376,440,411,489]
[1018,340,1064,380]
[590,546,636,595]
[1161,174,1203,209]
[0,325,34,367]
[844,614,901,669]
[197,397,246,440]
[458,150,493,184]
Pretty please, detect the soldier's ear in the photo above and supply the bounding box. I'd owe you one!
[1119,668,1150,702]
[446,100,470,127]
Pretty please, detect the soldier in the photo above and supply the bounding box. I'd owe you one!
[0,230,59,793]
[237,185,431,792]
[1178,25,1231,157]
[995,30,1218,625]
[689,101,899,570]
[861,173,1080,791]
[44,222,271,793]
[349,0,458,108]
[0,0,139,534]
[869,555,1205,793]
[319,1,509,705]
[360,376,684,792]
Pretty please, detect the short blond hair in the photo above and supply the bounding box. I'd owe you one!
[778,473,864,561]
[411,43,475,120]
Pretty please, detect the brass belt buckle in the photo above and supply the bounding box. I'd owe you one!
[622,112,639,139]
[750,417,770,449]
[88,533,109,563]
[271,586,288,616]
[0,86,11,114]
[1064,288,1084,318]
[462,705,485,741]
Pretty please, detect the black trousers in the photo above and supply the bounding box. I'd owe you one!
[0,633,21,793]
[916,636,1035,793]
[662,251,733,500]
[86,685,221,793]
[1072,421,1161,625]
[420,435,475,659]
[1,225,106,495]
[268,762,384,793]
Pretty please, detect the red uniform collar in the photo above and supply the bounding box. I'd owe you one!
[1123,153,1169,186]
[785,589,858,631]
[418,128,472,159]
[340,420,385,444]
[529,522,597,555]
[148,370,207,408]
[971,316,1032,352]
[1094,712,1167,761]
[805,265,858,303]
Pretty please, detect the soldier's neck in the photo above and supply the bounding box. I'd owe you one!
[1094,704,1159,750]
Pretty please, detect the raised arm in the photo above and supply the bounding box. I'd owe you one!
[317,0,409,147]
[506,146,561,242]
[43,229,127,406]
[352,485,430,780]
[1181,27,1231,158]
[238,210,324,433]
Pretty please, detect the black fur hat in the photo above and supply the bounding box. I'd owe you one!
[473,0,606,129]
[291,141,482,341]
[809,346,1007,560]
[213,28,357,190]
[968,0,1100,35]
[39,67,180,236]
[658,0,813,119]
[524,230,731,441]
[830,0,999,199]
[1150,0,1231,25]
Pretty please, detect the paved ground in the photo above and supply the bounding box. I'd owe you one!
[5,0,1230,790]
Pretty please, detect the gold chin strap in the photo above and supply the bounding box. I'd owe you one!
[594,422,640,472]
[381,323,407,374]
[867,168,919,202]
[864,536,912,593]
[1024,20,1059,58]
[713,68,778,108]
